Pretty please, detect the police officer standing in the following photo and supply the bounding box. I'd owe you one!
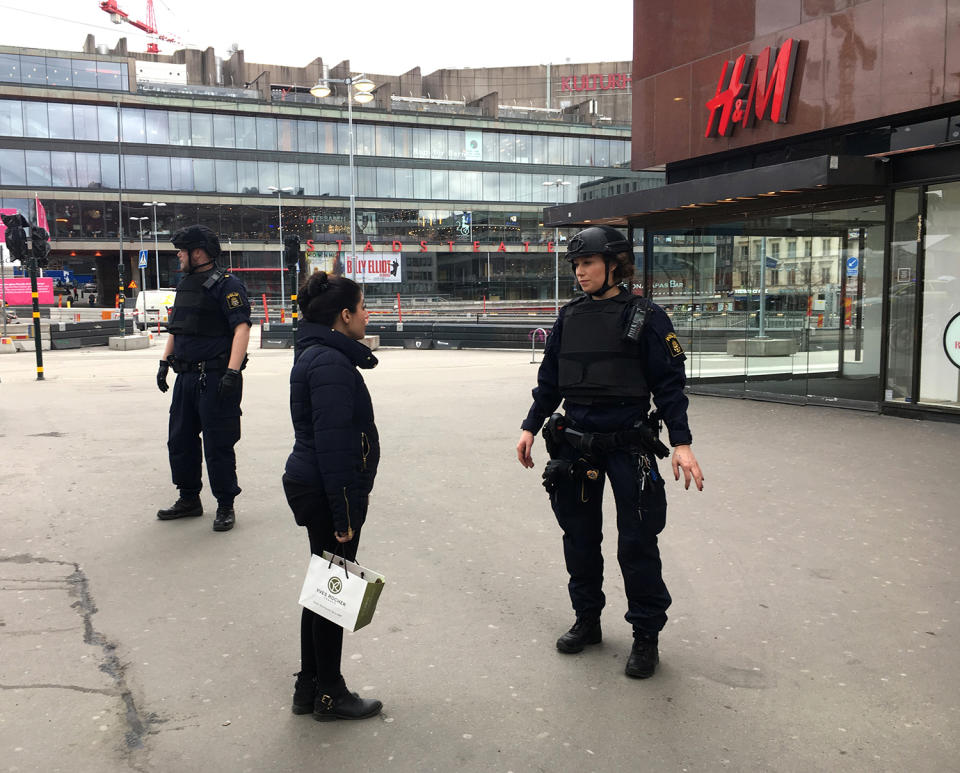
[156,225,252,532]
[516,226,704,679]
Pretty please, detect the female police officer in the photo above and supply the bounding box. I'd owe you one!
[515,225,703,679]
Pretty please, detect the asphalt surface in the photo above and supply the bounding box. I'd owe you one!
[1,337,958,772]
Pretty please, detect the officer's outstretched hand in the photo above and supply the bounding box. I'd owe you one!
[672,444,704,491]
[218,368,242,400]
[156,359,170,393]
[516,430,535,468]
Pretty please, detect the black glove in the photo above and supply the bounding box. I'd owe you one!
[218,368,242,400]
[542,459,572,494]
[156,359,170,393]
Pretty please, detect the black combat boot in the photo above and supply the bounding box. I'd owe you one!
[556,617,602,654]
[157,494,202,520]
[625,631,659,679]
[292,672,316,715]
[313,685,383,722]
[212,502,235,532]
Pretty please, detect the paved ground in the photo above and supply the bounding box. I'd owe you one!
[0,337,958,773]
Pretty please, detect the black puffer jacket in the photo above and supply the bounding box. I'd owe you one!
[284,321,380,533]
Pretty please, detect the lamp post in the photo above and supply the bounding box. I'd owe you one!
[542,179,569,316]
[268,185,294,312]
[310,70,376,285]
[142,201,166,289]
[131,216,148,325]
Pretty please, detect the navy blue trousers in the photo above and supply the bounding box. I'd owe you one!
[549,447,671,635]
[167,370,242,504]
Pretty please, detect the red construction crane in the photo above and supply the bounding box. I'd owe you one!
[98,0,179,53]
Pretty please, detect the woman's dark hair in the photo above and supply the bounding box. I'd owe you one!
[299,271,363,326]
[611,251,635,283]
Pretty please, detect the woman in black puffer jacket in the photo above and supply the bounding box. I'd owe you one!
[282,271,382,722]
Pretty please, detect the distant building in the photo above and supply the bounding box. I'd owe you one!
[0,37,655,304]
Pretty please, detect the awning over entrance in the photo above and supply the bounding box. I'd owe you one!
[545,155,888,230]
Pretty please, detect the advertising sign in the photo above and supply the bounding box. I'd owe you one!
[465,130,482,161]
[1,277,54,304]
[342,256,402,283]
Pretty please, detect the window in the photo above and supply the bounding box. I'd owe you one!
[0,53,20,82]
[0,149,26,186]
[73,105,98,140]
[46,58,73,87]
[20,56,46,85]
[148,156,172,190]
[318,164,337,196]
[145,110,169,144]
[170,157,193,190]
[430,129,448,160]
[191,113,213,147]
[257,161,278,191]
[168,112,190,146]
[769,269,780,285]
[121,108,146,143]
[235,116,256,149]
[23,102,48,138]
[25,150,51,186]
[298,163,318,196]
[213,114,235,148]
[51,152,77,187]
[72,60,98,89]
[75,153,101,188]
[256,117,277,150]
[277,119,297,152]
[0,100,23,136]
[122,155,148,189]
[278,162,299,191]
[297,120,318,154]
[820,266,831,284]
[376,167,394,198]
[97,62,123,91]
[193,158,215,191]
[356,124,375,156]
[215,159,237,193]
[100,155,120,189]
[48,103,73,140]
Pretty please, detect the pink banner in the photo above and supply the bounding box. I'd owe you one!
[1,277,54,305]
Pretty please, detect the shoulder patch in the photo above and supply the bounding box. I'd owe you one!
[226,291,243,309]
[665,331,684,357]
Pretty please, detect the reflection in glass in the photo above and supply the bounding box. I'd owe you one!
[25,150,52,186]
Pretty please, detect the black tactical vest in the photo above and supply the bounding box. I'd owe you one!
[557,296,649,401]
[167,270,232,338]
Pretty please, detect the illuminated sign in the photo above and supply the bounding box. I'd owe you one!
[705,38,800,138]
[561,73,631,92]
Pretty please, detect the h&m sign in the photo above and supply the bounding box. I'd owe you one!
[705,38,800,138]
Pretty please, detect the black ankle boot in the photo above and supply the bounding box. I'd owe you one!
[157,495,202,520]
[213,503,235,532]
[292,672,316,715]
[625,632,659,678]
[556,617,602,654]
[313,689,383,721]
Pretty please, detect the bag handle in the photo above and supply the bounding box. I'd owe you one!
[326,548,350,579]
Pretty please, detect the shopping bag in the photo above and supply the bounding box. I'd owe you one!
[298,551,386,632]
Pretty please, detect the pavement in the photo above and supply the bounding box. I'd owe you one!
[0,335,958,773]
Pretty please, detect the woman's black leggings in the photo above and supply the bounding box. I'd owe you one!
[284,477,361,689]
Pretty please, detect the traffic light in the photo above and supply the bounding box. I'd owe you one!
[283,234,301,268]
[1,212,30,260]
[31,226,51,267]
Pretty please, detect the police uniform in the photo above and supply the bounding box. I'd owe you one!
[158,226,251,530]
[521,226,693,677]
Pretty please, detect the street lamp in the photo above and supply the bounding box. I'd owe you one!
[268,185,294,312]
[142,201,166,289]
[542,179,570,315]
[310,70,376,284]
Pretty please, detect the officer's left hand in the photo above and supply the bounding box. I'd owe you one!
[218,368,242,400]
[672,444,704,491]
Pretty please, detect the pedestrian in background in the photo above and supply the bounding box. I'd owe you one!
[516,226,704,679]
[155,225,251,532]
[282,271,383,721]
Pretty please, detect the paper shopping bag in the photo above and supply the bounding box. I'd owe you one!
[298,551,386,632]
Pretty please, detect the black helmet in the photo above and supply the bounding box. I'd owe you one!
[565,225,632,264]
[171,225,221,260]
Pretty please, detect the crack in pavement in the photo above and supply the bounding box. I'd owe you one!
[0,553,155,764]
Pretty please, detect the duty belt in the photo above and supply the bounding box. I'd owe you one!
[542,412,670,460]
[169,355,228,374]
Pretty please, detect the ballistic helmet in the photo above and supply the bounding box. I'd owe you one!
[565,225,633,264]
[171,225,221,260]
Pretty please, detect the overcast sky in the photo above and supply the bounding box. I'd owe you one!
[0,0,634,75]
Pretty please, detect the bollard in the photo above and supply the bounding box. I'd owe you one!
[530,327,548,364]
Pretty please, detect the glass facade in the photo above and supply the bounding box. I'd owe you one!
[647,201,886,408]
[0,54,128,91]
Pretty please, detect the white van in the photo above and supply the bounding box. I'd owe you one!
[133,288,177,330]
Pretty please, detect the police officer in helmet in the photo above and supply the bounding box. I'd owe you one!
[156,225,252,532]
[516,225,704,678]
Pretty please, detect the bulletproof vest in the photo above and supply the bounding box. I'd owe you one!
[167,270,232,338]
[557,296,649,401]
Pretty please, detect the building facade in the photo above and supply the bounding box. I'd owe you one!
[0,40,652,306]
[548,0,960,420]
